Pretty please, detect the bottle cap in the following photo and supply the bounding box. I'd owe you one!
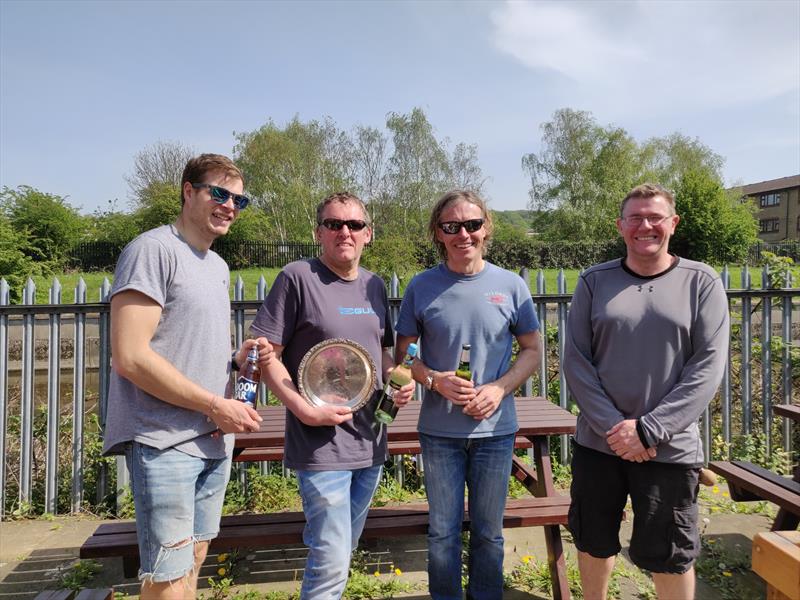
[407,343,418,357]
[462,343,471,350]
[247,345,259,360]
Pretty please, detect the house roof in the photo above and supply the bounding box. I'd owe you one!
[739,175,800,196]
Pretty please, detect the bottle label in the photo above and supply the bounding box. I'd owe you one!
[235,376,258,407]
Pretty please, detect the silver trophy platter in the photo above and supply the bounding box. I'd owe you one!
[297,338,377,411]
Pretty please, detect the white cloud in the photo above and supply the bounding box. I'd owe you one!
[490,0,800,114]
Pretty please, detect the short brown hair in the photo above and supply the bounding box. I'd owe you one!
[315,192,370,226]
[180,154,244,205]
[620,183,675,216]
[428,190,494,260]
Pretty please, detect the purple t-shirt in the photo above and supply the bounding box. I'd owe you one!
[250,258,394,470]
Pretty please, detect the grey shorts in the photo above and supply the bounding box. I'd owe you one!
[568,442,700,574]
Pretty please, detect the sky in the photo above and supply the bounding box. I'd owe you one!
[1,0,798,214]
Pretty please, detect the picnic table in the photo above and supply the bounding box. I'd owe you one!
[710,403,800,531]
[81,396,576,598]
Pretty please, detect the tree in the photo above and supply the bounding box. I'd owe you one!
[126,141,194,207]
[234,117,356,242]
[0,185,86,266]
[0,214,44,302]
[86,200,140,246]
[132,182,182,232]
[672,169,758,264]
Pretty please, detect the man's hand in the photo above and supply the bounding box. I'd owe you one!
[606,419,652,461]
[463,382,504,420]
[299,404,354,427]
[211,397,262,433]
[385,369,415,409]
[435,372,477,406]
[234,337,275,371]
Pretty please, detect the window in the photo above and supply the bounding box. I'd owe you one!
[759,218,780,233]
[760,192,781,207]
[797,216,800,232]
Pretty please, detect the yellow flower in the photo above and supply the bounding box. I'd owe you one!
[217,553,228,563]
[217,567,226,576]
[709,506,717,513]
[521,555,533,564]
[712,486,719,494]
[374,570,380,577]
[723,571,732,577]
[707,539,716,544]
[395,568,402,576]
[722,492,729,498]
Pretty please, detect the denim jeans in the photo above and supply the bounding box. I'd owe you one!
[296,465,383,599]
[420,433,515,600]
[125,442,232,583]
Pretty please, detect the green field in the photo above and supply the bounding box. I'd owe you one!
[18,264,782,305]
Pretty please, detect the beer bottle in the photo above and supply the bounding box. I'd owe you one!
[234,344,260,408]
[455,344,472,381]
[374,343,418,424]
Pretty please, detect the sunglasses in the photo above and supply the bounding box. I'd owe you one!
[192,183,250,210]
[437,219,484,234]
[319,218,368,232]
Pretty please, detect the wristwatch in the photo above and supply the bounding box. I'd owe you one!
[424,373,437,392]
[230,350,241,372]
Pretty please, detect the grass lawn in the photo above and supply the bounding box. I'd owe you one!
[20,263,782,304]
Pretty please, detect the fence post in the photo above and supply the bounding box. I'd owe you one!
[0,279,9,519]
[71,278,86,513]
[741,266,752,434]
[535,270,547,398]
[20,278,36,506]
[519,268,533,397]
[761,266,773,453]
[557,270,569,466]
[720,266,732,455]
[46,279,62,514]
[782,270,794,454]
[97,279,112,504]
[234,276,245,350]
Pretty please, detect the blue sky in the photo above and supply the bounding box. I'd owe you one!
[1,0,798,214]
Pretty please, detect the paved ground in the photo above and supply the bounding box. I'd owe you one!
[0,495,774,599]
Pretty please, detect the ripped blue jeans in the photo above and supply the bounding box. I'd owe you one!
[126,442,232,583]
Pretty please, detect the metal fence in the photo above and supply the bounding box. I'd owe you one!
[0,268,798,519]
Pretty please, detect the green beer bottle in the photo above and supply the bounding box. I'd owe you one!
[374,343,418,424]
[455,344,472,381]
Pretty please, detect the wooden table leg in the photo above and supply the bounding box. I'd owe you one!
[772,465,800,531]
[531,435,571,600]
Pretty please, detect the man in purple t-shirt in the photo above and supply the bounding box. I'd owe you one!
[250,192,414,599]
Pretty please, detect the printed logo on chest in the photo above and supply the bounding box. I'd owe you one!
[485,291,510,306]
[338,306,377,316]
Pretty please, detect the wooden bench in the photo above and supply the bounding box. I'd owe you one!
[80,494,570,578]
[708,460,800,530]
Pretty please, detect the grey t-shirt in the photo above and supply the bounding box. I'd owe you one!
[250,258,394,470]
[103,224,233,459]
[563,257,729,466]
[395,262,540,438]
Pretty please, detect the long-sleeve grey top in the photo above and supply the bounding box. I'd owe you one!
[563,257,729,466]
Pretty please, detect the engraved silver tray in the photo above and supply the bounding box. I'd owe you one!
[297,338,377,411]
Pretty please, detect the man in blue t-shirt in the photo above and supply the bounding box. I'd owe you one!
[251,192,414,599]
[395,190,541,600]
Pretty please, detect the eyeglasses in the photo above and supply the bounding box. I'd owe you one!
[319,218,368,232]
[192,183,250,210]
[437,219,485,234]
[622,215,671,227]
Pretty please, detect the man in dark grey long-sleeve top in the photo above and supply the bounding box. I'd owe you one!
[564,183,729,600]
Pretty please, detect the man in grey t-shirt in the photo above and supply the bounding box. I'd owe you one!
[104,154,262,599]
[251,192,414,599]
[564,183,729,600]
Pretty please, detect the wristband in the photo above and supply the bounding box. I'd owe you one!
[635,419,651,449]
[230,351,240,373]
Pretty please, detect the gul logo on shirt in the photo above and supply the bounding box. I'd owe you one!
[338,306,377,316]
[485,291,510,306]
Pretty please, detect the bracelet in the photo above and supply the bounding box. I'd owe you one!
[230,351,240,373]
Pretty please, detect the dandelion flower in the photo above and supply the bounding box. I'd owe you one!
[712,486,719,494]
[395,568,402,576]
[374,570,380,577]
[702,517,710,525]
[722,492,729,498]
[723,571,732,577]
[217,567,226,576]
[217,553,228,563]
[521,555,533,564]
[707,539,716,544]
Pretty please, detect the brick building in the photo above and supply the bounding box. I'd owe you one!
[739,175,800,242]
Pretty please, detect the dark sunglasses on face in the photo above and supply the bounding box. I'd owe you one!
[437,218,485,235]
[191,183,250,210]
[319,218,368,232]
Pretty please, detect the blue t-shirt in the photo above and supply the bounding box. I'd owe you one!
[395,262,540,438]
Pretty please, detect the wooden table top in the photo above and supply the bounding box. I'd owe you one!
[235,396,576,449]
[774,404,800,423]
